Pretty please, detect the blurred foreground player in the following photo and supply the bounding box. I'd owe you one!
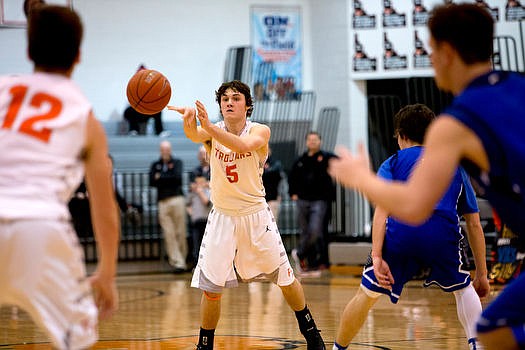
[23,0,46,17]
[0,5,120,349]
[328,4,525,350]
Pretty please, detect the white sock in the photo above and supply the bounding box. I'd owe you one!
[453,284,482,347]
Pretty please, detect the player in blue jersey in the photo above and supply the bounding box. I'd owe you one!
[329,3,525,350]
[332,104,490,350]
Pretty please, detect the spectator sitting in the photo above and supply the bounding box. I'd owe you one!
[124,64,167,136]
[124,105,164,136]
[189,145,211,182]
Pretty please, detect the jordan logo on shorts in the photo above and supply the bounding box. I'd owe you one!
[265,225,271,232]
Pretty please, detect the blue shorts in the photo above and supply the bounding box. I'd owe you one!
[477,273,525,347]
[361,215,471,303]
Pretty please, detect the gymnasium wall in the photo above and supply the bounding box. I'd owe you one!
[1,0,522,155]
[0,0,319,123]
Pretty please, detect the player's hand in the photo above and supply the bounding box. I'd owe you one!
[167,105,196,120]
[195,100,212,130]
[372,256,395,290]
[472,273,490,299]
[89,271,118,320]
[329,143,371,190]
[167,105,198,130]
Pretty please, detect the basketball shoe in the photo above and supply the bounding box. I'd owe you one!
[305,328,326,350]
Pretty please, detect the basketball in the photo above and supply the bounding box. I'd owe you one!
[126,69,171,115]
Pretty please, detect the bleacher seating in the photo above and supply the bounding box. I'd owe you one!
[96,100,354,263]
[106,121,200,173]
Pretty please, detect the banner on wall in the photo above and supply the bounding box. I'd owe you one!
[251,6,302,101]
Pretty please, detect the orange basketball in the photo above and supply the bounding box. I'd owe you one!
[126,69,171,115]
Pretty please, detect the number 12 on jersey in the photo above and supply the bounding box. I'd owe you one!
[2,85,62,143]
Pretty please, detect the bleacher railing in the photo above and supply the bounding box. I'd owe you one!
[79,171,369,262]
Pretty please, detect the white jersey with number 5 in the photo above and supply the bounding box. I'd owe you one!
[210,120,267,216]
[0,73,89,220]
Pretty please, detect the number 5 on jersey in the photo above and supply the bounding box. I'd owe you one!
[225,164,239,183]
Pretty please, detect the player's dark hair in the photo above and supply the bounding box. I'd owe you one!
[428,3,493,64]
[28,5,83,71]
[23,0,46,18]
[216,80,254,118]
[394,104,435,144]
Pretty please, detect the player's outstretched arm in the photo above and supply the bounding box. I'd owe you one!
[328,143,372,190]
[194,100,269,153]
[463,212,490,298]
[84,112,120,320]
[329,142,441,224]
[329,117,469,225]
[167,105,211,144]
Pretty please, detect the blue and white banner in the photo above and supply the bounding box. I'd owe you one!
[251,6,302,101]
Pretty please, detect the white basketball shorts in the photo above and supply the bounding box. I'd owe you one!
[191,206,295,292]
[0,219,98,350]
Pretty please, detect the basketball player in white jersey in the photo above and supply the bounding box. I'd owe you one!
[0,5,119,349]
[169,81,325,350]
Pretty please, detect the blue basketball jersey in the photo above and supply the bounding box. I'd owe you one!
[362,146,478,303]
[445,71,525,236]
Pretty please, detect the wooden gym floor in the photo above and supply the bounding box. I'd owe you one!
[0,261,501,350]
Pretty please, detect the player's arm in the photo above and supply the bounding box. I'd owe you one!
[463,212,490,298]
[330,116,479,225]
[371,206,387,259]
[84,111,120,319]
[458,167,490,298]
[195,100,270,153]
[204,122,269,154]
[167,105,211,144]
[370,206,395,289]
